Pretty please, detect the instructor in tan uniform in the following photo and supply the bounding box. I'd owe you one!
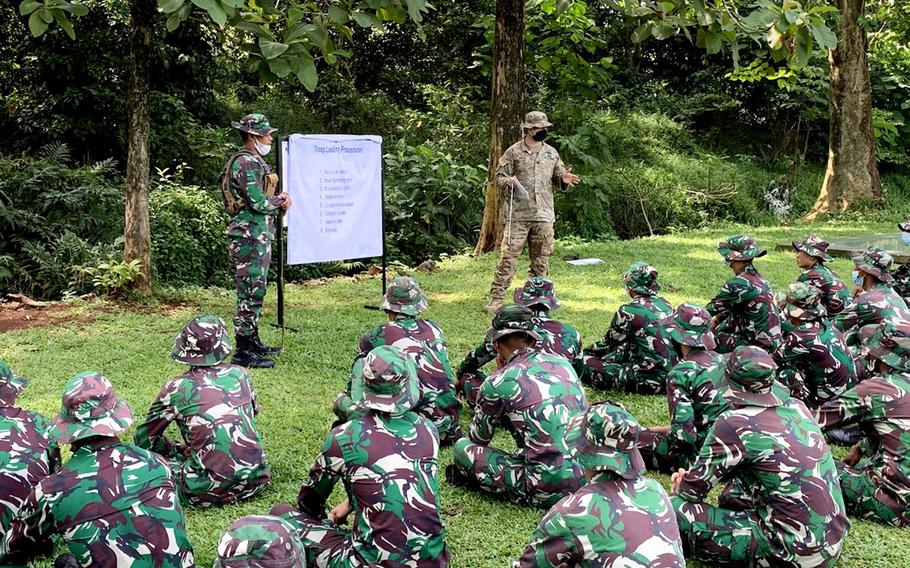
[484,111,580,313]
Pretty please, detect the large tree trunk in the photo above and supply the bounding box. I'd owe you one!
[806,0,881,219]
[124,0,155,293]
[473,0,525,254]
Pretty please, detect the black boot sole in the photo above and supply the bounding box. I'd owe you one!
[232,356,276,369]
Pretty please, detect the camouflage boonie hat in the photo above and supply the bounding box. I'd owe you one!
[172,315,232,367]
[513,277,560,310]
[214,515,306,568]
[792,235,833,262]
[352,346,419,415]
[722,346,788,408]
[718,234,767,262]
[782,282,825,322]
[852,246,895,283]
[521,111,553,130]
[0,358,29,404]
[866,321,910,373]
[230,113,277,137]
[379,276,428,316]
[566,403,645,479]
[50,372,133,444]
[898,219,910,233]
[484,304,542,344]
[663,302,716,349]
[623,261,660,296]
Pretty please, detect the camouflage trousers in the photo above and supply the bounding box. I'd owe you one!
[837,461,910,527]
[228,227,273,337]
[714,322,778,355]
[270,504,358,568]
[489,221,554,301]
[671,495,776,566]
[173,457,271,507]
[578,354,666,394]
[458,371,487,409]
[452,438,582,507]
[637,430,696,473]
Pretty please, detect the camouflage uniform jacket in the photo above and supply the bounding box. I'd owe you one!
[495,141,568,223]
[296,411,449,566]
[134,363,271,506]
[514,472,685,568]
[586,295,673,374]
[778,320,857,407]
[815,371,910,505]
[707,265,783,351]
[471,348,588,484]
[798,263,853,317]
[676,398,850,567]
[0,404,60,529]
[834,285,910,346]
[226,150,283,239]
[665,349,729,462]
[358,316,460,438]
[0,437,195,567]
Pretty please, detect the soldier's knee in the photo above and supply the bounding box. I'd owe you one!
[453,438,472,465]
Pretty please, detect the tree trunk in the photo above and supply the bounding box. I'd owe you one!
[473,0,525,254]
[806,0,881,219]
[124,0,155,293]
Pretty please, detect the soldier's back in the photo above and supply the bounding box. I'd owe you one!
[534,316,581,363]
[0,407,56,526]
[670,350,729,434]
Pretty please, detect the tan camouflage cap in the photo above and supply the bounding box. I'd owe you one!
[521,111,553,129]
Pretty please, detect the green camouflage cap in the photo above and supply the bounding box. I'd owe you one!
[352,345,419,415]
[513,277,560,310]
[0,358,29,404]
[484,304,542,344]
[172,315,232,367]
[566,402,645,479]
[663,302,716,349]
[521,110,553,129]
[214,515,306,568]
[792,235,833,262]
[782,282,825,321]
[722,346,788,408]
[379,276,428,316]
[851,246,895,283]
[49,372,133,444]
[718,234,767,262]
[623,261,660,296]
[866,321,910,373]
[898,219,910,233]
[231,113,277,137]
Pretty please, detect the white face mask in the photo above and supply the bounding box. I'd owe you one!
[254,140,271,156]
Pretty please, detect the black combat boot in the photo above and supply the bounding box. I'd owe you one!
[444,464,474,488]
[251,329,282,356]
[232,334,275,369]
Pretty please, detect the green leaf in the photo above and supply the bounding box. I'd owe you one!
[794,28,811,67]
[206,2,227,26]
[19,0,41,15]
[158,0,184,13]
[190,0,216,11]
[166,11,181,31]
[705,31,722,55]
[296,57,318,91]
[809,23,837,51]
[53,11,75,39]
[328,4,348,23]
[351,11,378,28]
[259,38,289,59]
[268,57,291,77]
[28,10,49,35]
[651,23,674,40]
[62,2,88,15]
[631,22,651,43]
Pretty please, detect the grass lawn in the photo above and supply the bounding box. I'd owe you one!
[2,219,908,567]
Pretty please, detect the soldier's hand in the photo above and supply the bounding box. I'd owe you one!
[561,170,580,187]
[851,285,863,298]
[278,192,293,210]
[328,499,352,525]
[670,468,686,494]
[843,444,862,466]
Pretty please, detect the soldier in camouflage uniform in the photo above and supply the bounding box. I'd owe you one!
[670,346,850,567]
[485,111,580,313]
[639,303,729,472]
[226,113,293,369]
[273,345,449,567]
[333,277,461,444]
[792,235,853,317]
[708,234,783,354]
[892,220,910,305]
[134,315,271,507]
[513,403,685,567]
[214,514,307,567]
[814,321,910,526]
[579,262,673,394]
[777,282,857,408]
[0,359,60,566]
[0,372,195,567]
[447,305,588,507]
[458,277,582,408]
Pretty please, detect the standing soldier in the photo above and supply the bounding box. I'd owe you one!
[224,113,293,368]
[707,234,783,353]
[792,235,853,317]
[134,315,271,507]
[670,346,850,567]
[214,515,307,567]
[458,277,582,407]
[579,262,673,394]
[484,111,580,313]
[0,372,195,568]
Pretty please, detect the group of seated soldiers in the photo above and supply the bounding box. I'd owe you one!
[2,222,910,567]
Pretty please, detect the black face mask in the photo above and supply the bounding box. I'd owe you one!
[531,129,548,142]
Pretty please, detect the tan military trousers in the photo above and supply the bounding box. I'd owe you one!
[489,220,554,300]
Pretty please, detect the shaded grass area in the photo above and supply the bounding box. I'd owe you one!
[2,219,908,567]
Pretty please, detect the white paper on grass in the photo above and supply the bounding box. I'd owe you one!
[282,134,383,265]
[566,258,605,266]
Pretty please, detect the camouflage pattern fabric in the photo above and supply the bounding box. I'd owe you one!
[453,347,588,507]
[489,220,555,301]
[495,139,568,224]
[580,295,673,394]
[276,411,449,567]
[833,284,910,350]
[797,263,853,317]
[707,264,783,353]
[379,276,428,316]
[0,437,195,567]
[171,314,232,367]
[853,247,896,283]
[134,362,271,507]
[231,113,277,137]
[513,277,561,310]
[214,514,306,568]
[894,261,910,305]
[718,234,767,262]
[622,261,661,296]
[778,319,857,408]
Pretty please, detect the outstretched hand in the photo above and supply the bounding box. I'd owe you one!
[561,169,580,187]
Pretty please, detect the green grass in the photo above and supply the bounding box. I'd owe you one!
[3,219,909,567]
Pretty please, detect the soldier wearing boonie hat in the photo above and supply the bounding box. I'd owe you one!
[513,402,685,567]
[134,315,271,507]
[815,321,910,526]
[214,514,306,568]
[1,372,195,568]
[484,111,580,313]
[792,235,852,316]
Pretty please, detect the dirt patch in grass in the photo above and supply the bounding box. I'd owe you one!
[0,304,96,333]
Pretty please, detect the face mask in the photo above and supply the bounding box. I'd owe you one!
[254,140,272,156]
[852,270,863,286]
[531,129,548,142]
[901,232,910,246]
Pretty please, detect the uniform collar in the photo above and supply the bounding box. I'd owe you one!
[505,346,537,366]
[520,140,545,154]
